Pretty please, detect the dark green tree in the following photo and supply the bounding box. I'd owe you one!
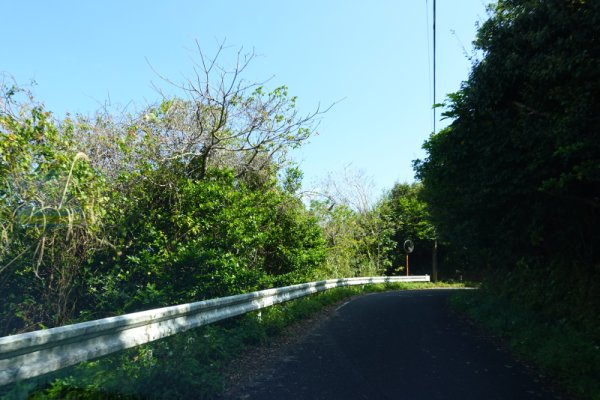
[414,0,600,323]
[380,183,439,276]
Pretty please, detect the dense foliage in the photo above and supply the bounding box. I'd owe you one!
[0,36,471,397]
[383,183,436,276]
[5,1,599,395]
[310,199,394,278]
[414,1,600,393]
[0,90,108,331]
[0,47,329,335]
[309,181,439,279]
[0,40,439,343]
[2,44,438,342]
[452,289,600,399]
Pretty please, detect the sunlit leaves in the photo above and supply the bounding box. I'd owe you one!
[0,95,108,331]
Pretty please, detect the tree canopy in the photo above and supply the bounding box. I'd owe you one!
[414,0,600,328]
[0,46,328,334]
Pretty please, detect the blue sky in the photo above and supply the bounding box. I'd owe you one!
[1,1,489,200]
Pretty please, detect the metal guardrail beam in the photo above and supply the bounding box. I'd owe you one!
[0,275,429,386]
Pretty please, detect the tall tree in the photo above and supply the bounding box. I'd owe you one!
[414,0,600,322]
[310,168,395,277]
[382,183,436,276]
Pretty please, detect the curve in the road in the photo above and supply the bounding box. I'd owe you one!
[233,289,561,400]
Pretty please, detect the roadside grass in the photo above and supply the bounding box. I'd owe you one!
[1,281,461,400]
[451,289,600,400]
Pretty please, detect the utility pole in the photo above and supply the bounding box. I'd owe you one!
[432,239,438,282]
[432,0,439,283]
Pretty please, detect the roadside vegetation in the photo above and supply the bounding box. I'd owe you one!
[415,1,600,398]
[452,287,600,400]
[1,0,599,398]
[0,49,441,339]
[0,42,442,399]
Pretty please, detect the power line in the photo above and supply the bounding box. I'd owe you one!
[433,0,437,136]
[426,0,432,134]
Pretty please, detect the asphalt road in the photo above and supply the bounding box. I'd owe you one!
[234,290,561,400]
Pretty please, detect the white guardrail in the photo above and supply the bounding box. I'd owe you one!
[0,275,429,386]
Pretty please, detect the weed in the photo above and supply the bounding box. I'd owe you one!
[451,290,600,400]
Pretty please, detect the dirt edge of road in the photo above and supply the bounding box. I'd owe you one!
[220,294,362,399]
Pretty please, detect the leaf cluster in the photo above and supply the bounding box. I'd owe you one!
[415,0,600,270]
[414,0,600,375]
[0,44,327,334]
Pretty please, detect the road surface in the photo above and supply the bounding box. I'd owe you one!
[230,289,562,400]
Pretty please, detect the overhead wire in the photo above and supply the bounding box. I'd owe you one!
[425,0,433,134]
[426,0,437,136]
[433,0,437,136]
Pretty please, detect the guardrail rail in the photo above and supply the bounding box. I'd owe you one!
[0,275,429,385]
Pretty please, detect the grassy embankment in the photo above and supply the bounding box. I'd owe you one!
[451,288,600,400]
